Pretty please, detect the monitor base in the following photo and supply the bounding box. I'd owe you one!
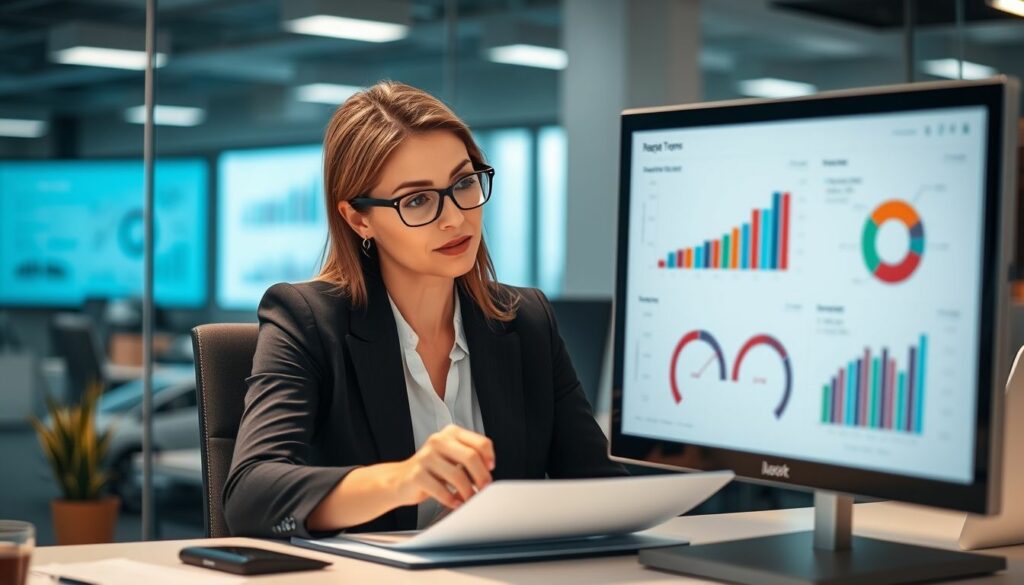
[639,531,1005,585]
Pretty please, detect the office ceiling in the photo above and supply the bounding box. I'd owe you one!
[773,0,1021,29]
[0,0,1021,152]
[0,0,560,112]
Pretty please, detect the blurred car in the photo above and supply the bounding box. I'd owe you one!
[94,371,200,510]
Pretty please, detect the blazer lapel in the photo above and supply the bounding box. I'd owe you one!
[458,286,527,480]
[345,266,417,530]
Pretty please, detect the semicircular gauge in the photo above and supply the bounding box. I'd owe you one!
[731,334,792,419]
[669,329,727,404]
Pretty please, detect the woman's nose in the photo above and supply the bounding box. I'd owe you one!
[437,194,466,228]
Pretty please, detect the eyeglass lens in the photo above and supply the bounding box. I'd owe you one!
[397,172,491,226]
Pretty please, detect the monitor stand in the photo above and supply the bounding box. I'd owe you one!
[639,492,1006,585]
[960,343,1024,549]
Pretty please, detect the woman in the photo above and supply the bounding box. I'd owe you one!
[223,81,626,539]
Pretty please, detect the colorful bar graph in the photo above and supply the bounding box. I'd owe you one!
[870,357,880,428]
[821,336,927,435]
[851,356,860,426]
[859,349,869,427]
[731,227,739,269]
[880,348,889,428]
[657,192,792,272]
[752,210,760,269]
[722,233,731,269]
[907,345,917,433]
[915,335,927,434]
[780,191,791,270]
[741,224,750,269]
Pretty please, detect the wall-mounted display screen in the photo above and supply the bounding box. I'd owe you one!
[0,159,209,308]
[216,144,328,310]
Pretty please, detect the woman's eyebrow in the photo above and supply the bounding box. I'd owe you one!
[391,159,472,194]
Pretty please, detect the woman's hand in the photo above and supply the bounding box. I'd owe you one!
[391,424,495,509]
[308,425,494,531]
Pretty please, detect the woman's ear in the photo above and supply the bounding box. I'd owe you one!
[337,200,372,239]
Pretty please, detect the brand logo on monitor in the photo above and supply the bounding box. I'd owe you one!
[761,461,790,479]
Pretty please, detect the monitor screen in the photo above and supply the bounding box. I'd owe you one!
[0,159,208,308]
[217,144,328,310]
[612,80,1016,513]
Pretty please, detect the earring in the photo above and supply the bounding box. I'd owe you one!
[361,237,373,257]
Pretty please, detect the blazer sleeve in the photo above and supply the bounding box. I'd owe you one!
[222,282,357,538]
[535,289,629,478]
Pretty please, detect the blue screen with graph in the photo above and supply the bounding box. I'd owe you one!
[216,144,328,309]
[0,159,208,308]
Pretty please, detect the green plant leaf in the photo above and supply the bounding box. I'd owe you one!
[31,380,110,500]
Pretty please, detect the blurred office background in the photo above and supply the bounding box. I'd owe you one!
[0,0,1022,544]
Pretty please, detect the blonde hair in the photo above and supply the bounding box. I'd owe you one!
[315,81,518,321]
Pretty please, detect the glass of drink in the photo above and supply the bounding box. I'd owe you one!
[0,521,34,585]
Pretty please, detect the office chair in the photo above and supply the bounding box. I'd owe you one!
[50,313,108,402]
[549,298,613,408]
[190,323,259,538]
[81,297,110,354]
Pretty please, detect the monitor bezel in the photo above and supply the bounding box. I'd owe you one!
[610,78,1018,515]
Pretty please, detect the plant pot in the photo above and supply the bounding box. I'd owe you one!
[50,496,120,545]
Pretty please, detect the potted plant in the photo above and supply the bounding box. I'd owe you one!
[30,381,119,545]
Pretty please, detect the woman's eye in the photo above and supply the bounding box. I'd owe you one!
[454,176,477,190]
[403,193,430,208]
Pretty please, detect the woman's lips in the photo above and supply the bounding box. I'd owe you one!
[436,235,472,255]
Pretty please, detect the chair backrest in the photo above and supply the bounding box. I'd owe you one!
[548,298,613,408]
[191,323,259,538]
[50,312,107,402]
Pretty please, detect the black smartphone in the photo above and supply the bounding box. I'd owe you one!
[179,546,331,575]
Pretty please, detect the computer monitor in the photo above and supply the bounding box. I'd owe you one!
[216,144,328,310]
[612,78,1019,584]
[0,159,209,308]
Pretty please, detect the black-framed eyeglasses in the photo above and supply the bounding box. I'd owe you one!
[350,166,495,227]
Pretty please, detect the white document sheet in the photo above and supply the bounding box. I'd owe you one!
[317,470,733,551]
[32,558,245,585]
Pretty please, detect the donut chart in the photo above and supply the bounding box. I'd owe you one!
[862,200,924,284]
[669,329,727,404]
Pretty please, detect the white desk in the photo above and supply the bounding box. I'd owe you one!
[30,502,1024,584]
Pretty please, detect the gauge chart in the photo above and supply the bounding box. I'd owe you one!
[669,329,727,404]
[731,334,793,419]
[669,330,792,419]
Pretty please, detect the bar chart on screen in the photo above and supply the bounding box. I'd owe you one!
[821,334,927,434]
[656,191,792,271]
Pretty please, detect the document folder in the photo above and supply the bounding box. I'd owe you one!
[291,471,732,569]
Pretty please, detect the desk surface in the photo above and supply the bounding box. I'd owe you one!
[31,502,1024,584]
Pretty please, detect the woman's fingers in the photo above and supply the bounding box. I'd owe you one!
[418,470,463,509]
[424,456,476,502]
[433,436,492,489]
[452,427,496,469]
[406,425,496,507]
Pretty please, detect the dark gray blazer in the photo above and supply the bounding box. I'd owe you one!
[223,262,627,538]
